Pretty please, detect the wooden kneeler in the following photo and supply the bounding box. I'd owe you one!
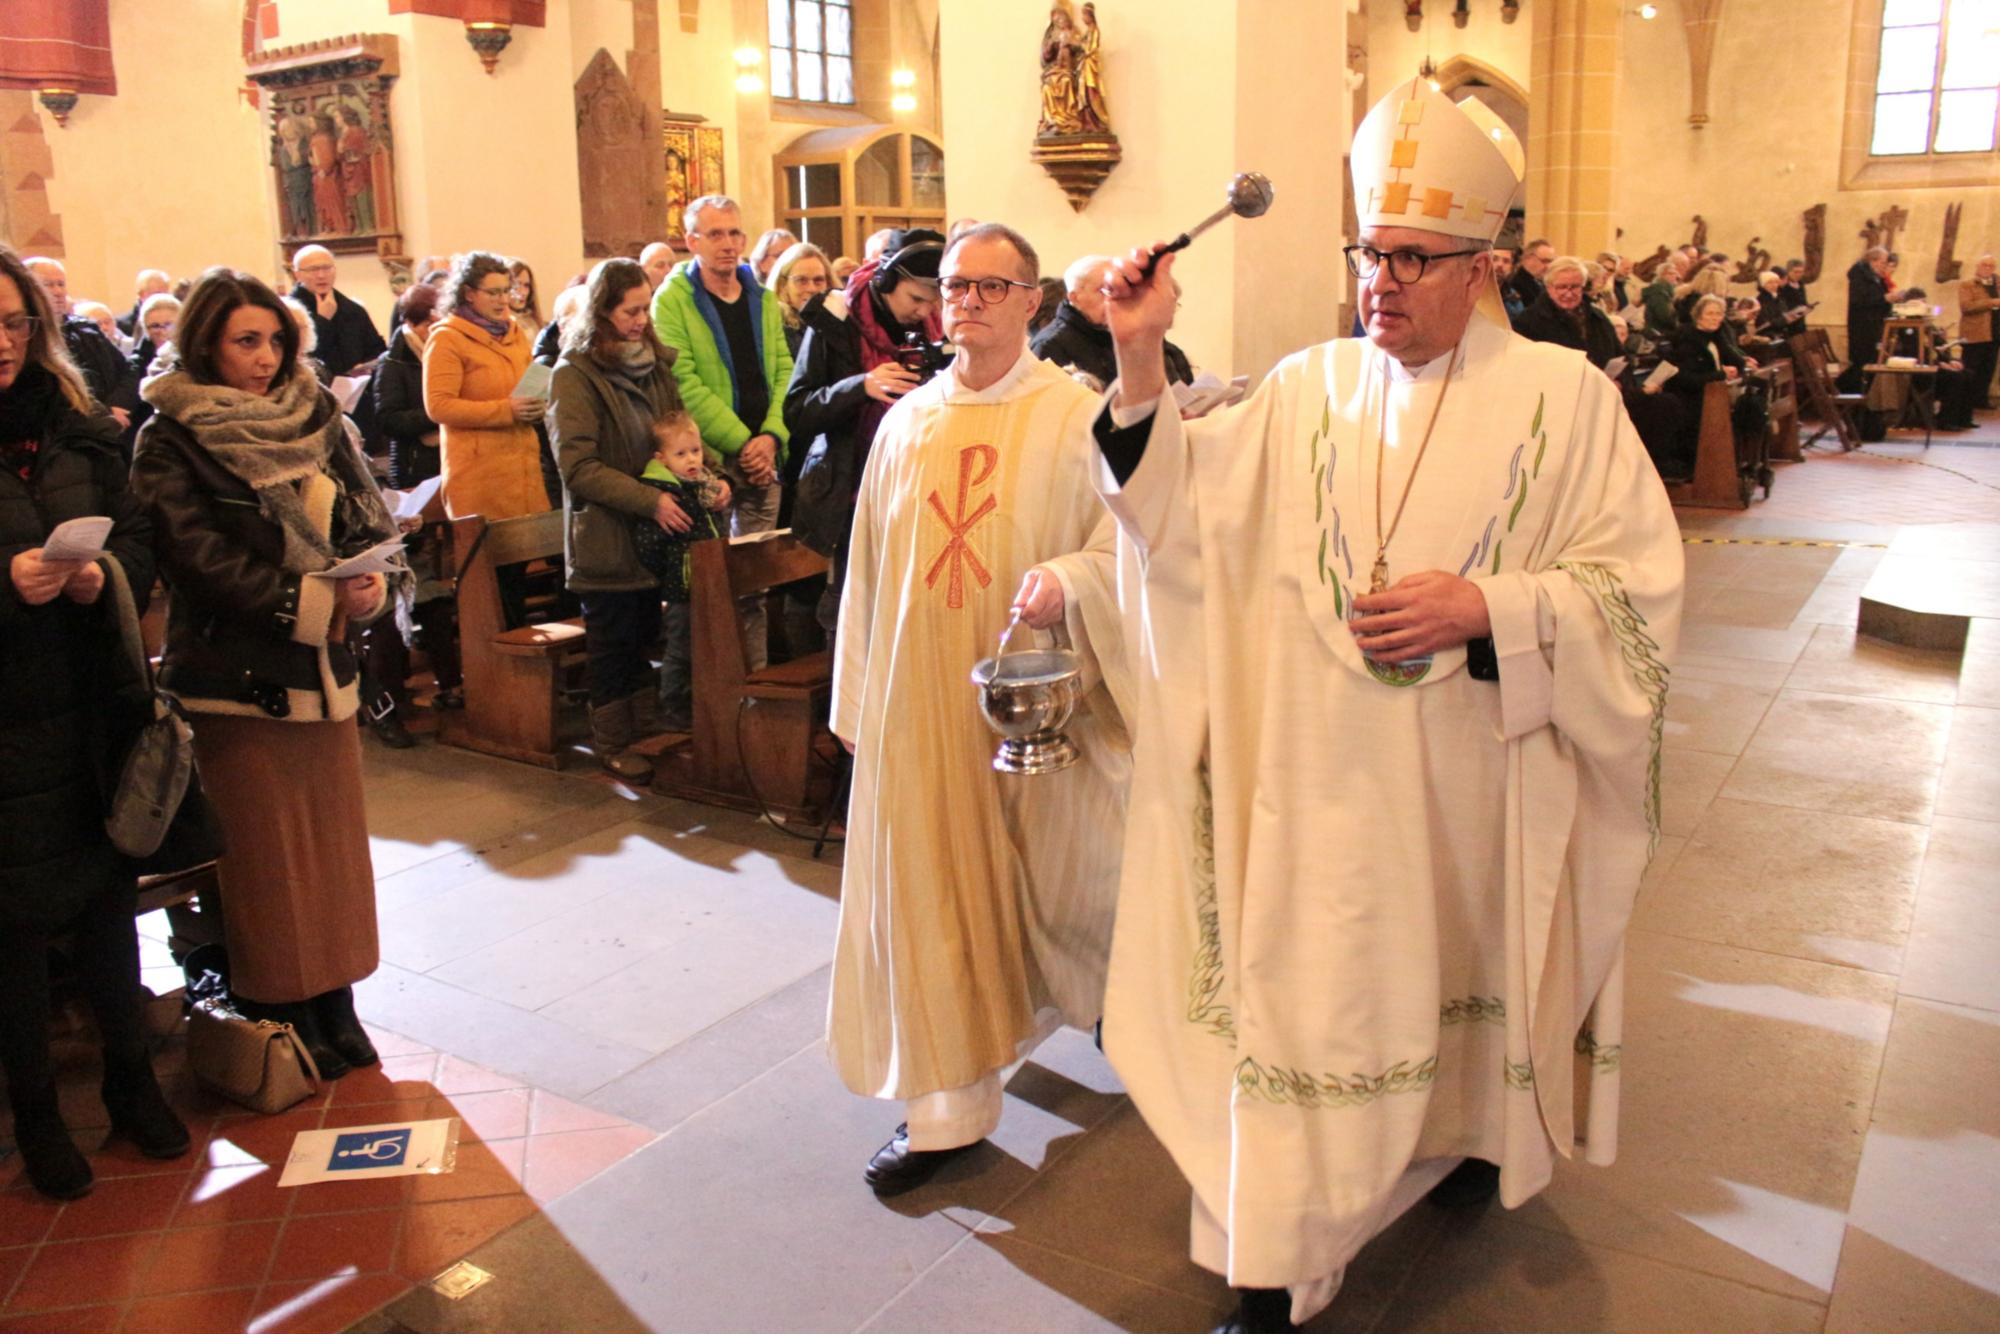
[651,534,836,822]
[1666,381,1756,510]
[439,511,587,769]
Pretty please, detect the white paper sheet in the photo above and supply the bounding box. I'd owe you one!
[379,475,443,522]
[313,536,409,579]
[1604,356,1628,382]
[329,375,369,413]
[40,515,114,564]
[278,1117,461,1187]
[1643,360,1679,390]
[514,362,553,400]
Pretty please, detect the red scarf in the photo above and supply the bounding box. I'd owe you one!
[843,259,945,462]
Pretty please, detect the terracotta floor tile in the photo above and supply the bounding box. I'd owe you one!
[423,1088,529,1144]
[121,1286,258,1334]
[0,1249,31,1304]
[527,1089,631,1137]
[136,1219,280,1296]
[407,1137,524,1204]
[199,1105,327,1171]
[171,1162,291,1228]
[47,1170,189,1242]
[317,1098,433,1133]
[0,1186,61,1248]
[285,1171,413,1218]
[266,1208,400,1285]
[521,1125,657,1205]
[0,1303,123,1330]
[79,1137,195,1182]
[393,1195,537,1281]
[5,1232,160,1311]
[244,1272,410,1334]
[323,1055,439,1109]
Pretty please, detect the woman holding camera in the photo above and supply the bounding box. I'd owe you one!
[0,246,188,1199]
[132,267,402,1083]
[783,229,944,633]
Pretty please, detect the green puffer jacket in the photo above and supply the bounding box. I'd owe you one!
[650,260,791,462]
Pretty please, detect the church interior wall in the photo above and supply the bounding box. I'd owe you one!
[1611,0,1996,351]
[1367,0,1535,104]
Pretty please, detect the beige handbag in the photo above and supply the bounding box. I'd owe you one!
[186,998,323,1115]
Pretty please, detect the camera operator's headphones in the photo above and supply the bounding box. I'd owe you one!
[871,229,946,294]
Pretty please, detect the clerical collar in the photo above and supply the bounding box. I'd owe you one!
[941,344,1038,403]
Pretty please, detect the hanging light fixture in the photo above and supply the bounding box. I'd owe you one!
[465,21,513,74]
[37,88,80,128]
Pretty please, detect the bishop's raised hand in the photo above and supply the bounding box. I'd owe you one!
[1103,245,1177,410]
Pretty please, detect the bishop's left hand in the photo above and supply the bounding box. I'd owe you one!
[1348,571,1491,663]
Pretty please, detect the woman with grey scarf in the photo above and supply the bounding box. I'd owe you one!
[130,267,400,1082]
[548,258,689,781]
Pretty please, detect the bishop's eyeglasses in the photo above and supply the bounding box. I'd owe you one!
[1343,245,1487,284]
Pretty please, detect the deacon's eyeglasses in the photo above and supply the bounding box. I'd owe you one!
[1343,245,1487,284]
[939,276,1037,304]
[0,314,42,343]
[295,264,336,276]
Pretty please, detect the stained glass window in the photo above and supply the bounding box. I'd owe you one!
[770,0,856,107]
[1872,0,2000,155]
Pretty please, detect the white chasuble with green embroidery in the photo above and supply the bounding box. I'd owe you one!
[1092,314,1683,1300]
[828,349,1129,1102]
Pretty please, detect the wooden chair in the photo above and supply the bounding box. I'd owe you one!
[438,511,587,768]
[651,534,837,822]
[1787,333,1863,451]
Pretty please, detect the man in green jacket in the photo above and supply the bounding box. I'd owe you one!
[1640,253,1684,340]
[652,194,793,668]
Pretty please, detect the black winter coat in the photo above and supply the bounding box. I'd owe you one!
[373,330,439,489]
[1030,299,1193,388]
[129,392,376,718]
[0,365,155,927]
[1513,293,1623,369]
[289,287,387,375]
[783,294,872,559]
[1664,323,1746,392]
[61,317,139,418]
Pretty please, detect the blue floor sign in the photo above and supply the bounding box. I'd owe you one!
[330,1128,412,1170]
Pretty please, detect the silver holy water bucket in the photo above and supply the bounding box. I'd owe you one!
[971,625,1083,776]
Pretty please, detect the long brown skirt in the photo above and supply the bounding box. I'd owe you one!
[189,714,379,1004]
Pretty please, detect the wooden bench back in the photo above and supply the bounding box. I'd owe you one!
[449,510,565,638]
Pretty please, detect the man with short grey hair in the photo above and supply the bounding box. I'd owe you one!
[286,245,385,378]
[651,194,791,673]
[1031,252,1192,389]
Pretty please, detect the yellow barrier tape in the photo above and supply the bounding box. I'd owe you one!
[1681,536,1888,548]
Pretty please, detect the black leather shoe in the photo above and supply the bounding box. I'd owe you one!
[1212,1288,1297,1334]
[103,1063,191,1160]
[368,709,417,749]
[1427,1156,1501,1208]
[311,986,380,1069]
[863,1124,978,1196]
[238,999,351,1081]
[10,1095,92,1201]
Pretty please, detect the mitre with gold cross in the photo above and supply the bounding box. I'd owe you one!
[1350,76,1525,245]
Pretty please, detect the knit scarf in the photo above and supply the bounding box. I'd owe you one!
[453,304,514,340]
[843,261,942,457]
[141,359,384,574]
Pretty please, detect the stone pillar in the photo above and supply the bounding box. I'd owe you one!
[1526,0,1620,256]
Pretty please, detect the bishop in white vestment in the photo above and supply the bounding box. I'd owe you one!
[1081,82,1685,1330]
[828,225,1127,1193]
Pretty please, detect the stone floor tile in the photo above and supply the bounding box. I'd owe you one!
[1825,1225,2000,1334]
[1670,649,1795,691]
[354,965,653,1101]
[244,1271,411,1333]
[1636,797,1926,972]
[1659,749,1735,838]
[1935,705,2000,822]
[370,1212,652,1334]
[368,796,643,914]
[1721,689,1950,825]
[522,1047,1032,1331]
[1661,676,1777,756]
[1957,617,2000,709]
[1785,623,1964,704]
[863,1233,1225,1332]
[1675,620,1815,665]
[1899,816,2000,1012]
[581,966,832,1133]
[520,1124,658,1204]
[1507,929,1894,1302]
[1372,1214,1826,1333]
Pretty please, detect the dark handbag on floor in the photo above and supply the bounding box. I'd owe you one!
[101,557,222,873]
[186,996,322,1115]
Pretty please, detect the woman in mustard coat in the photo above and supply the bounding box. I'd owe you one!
[423,251,549,520]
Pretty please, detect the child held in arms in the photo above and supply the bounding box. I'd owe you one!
[635,410,732,729]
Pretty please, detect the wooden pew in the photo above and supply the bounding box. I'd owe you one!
[652,533,836,821]
[438,511,586,768]
[1788,332,1863,451]
[1766,359,1802,462]
[1667,380,1760,510]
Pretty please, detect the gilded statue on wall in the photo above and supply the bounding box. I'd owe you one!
[1032,1,1121,210]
